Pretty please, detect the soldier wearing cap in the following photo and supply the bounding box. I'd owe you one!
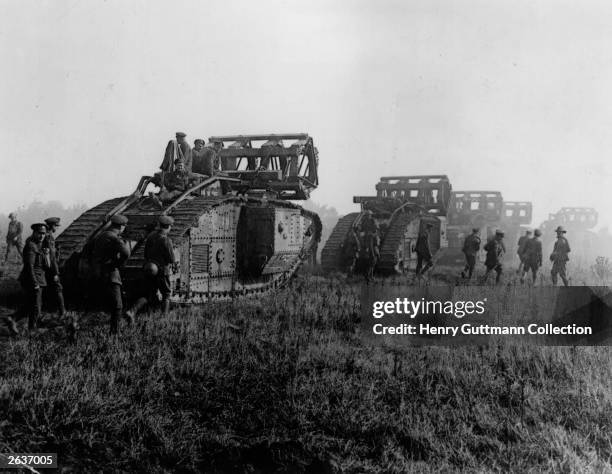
[42,217,66,316]
[521,229,543,284]
[516,230,532,274]
[18,223,49,330]
[91,214,130,334]
[461,228,481,280]
[483,230,506,284]
[126,215,176,319]
[4,212,24,263]
[154,159,202,202]
[415,222,434,276]
[550,226,571,286]
[191,138,215,176]
[160,132,192,172]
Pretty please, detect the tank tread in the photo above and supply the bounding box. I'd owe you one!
[320,212,360,272]
[377,210,418,273]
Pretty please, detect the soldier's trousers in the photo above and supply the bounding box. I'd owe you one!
[130,274,171,315]
[5,240,23,261]
[551,261,568,286]
[416,255,433,275]
[44,276,66,316]
[24,286,43,329]
[105,283,123,333]
[463,255,476,279]
[485,263,502,283]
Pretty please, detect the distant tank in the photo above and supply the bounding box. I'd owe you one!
[437,190,504,265]
[56,134,322,303]
[321,175,452,274]
[540,207,599,263]
[500,201,533,261]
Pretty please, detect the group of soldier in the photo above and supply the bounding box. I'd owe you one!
[460,225,571,285]
[3,211,178,336]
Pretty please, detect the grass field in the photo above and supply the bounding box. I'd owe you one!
[0,252,611,472]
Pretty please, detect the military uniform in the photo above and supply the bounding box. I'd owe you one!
[551,232,571,286]
[160,134,192,172]
[42,217,66,316]
[415,228,433,276]
[5,217,24,262]
[522,236,542,282]
[461,231,481,279]
[18,227,49,329]
[91,216,130,333]
[127,216,176,317]
[192,147,217,176]
[483,235,505,283]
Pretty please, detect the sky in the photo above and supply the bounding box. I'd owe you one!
[1,0,611,229]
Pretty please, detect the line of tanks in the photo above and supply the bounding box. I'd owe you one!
[321,175,600,275]
[55,133,601,306]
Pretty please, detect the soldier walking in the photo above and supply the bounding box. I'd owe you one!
[482,230,505,284]
[18,223,49,330]
[521,229,542,284]
[461,228,481,280]
[126,215,176,320]
[42,217,66,316]
[415,223,434,276]
[550,226,570,286]
[516,229,532,274]
[91,215,130,334]
[4,212,24,263]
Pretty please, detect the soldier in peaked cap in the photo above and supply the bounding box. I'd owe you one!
[482,230,506,284]
[550,226,570,286]
[42,217,66,316]
[160,132,192,172]
[18,223,49,330]
[125,215,176,320]
[461,228,481,280]
[4,212,24,263]
[91,214,130,334]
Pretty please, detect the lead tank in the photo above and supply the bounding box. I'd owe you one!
[56,133,322,303]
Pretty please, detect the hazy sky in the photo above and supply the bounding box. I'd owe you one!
[1,0,611,228]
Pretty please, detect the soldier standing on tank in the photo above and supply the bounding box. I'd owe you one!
[92,215,130,334]
[550,226,571,286]
[18,223,49,330]
[41,217,66,316]
[516,229,532,274]
[125,215,176,320]
[4,212,24,263]
[461,228,481,280]
[191,138,216,176]
[160,132,192,172]
[415,223,434,276]
[521,229,543,284]
[482,230,505,284]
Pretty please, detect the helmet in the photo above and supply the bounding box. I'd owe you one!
[534,229,542,237]
[143,261,159,276]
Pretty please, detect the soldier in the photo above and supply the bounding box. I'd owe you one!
[42,217,66,316]
[4,212,24,263]
[461,228,481,280]
[159,132,192,172]
[550,225,571,286]
[521,229,543,284]
[483,230,505,284]
[415,223,434,276]
[516,230,532,274]
[126,215,176,320]
[18,223,49,330]
[91,214,130,334]
[154,159,202,202]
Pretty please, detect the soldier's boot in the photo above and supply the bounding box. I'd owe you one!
[57,291,66,317]
[551,272,558,285]
[161,298,170,316]
[561,276,569,287]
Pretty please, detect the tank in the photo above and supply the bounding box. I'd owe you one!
[540,207,599,264]
[500,201,533,261]
[56,133,322,303]
[321,175,452,274]
[437,190,504,265]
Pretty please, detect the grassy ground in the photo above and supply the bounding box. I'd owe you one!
[0,258,611,472]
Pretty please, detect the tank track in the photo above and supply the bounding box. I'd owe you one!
[320,212,360,272]
[377,210,417,273]
[57,195,321,303]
